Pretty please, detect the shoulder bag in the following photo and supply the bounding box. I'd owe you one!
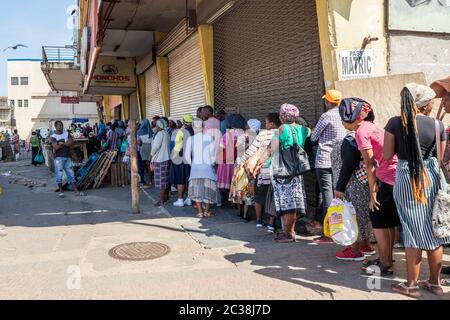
[272,124,310,178]
[432,120,450,238]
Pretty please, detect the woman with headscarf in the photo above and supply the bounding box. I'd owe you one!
[229,118,262,219]
[385,84,450,298]
[150,119,171,206]
[339,97,400,276]
[137,119,153,188]
[237,114,280,230]
[270,104,311,243]
[170,115,194,207]
[331,98,376,261]
[186,119,219,218]
[216,114,246,207]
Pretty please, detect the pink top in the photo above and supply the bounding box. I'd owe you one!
[355,121,398,186]
[203,117,221,132]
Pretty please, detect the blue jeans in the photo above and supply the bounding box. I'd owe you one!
[55,157,75,184]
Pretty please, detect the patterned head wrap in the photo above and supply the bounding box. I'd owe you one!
[156,119,168,130]
[405,83,436,108]
[339,98,373,123]
[247,119,261,132]
[279,103,300,123]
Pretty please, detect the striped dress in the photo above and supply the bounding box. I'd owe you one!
[393,158,450,250]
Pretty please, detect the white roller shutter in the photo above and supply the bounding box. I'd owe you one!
[168,32,205,120]
[145,65,162,119]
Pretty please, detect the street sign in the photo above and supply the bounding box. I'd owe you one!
[339,49,374,81]
[61,96,80,104]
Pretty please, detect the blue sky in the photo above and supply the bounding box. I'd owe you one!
[0,0,77,96]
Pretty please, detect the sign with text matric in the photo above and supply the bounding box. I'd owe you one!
[339,49,374,81]
[91,56,136,88]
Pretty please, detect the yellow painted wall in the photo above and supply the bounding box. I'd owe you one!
[316,0,387,89]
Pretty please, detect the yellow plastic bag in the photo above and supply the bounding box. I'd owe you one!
[324,198,359,246]
[325,199,345,238]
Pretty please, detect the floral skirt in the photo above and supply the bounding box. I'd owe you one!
[229,168,255,205]
[272,175,306,216]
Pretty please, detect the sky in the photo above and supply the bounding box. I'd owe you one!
[0,0,77,96]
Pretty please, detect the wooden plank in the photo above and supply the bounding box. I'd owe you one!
[93,151,116,189]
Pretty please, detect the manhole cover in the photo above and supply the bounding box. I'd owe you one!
[108,242,170,261]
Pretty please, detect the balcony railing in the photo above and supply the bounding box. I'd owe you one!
[42,46,78,65]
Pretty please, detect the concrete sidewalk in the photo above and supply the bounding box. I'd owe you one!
[0,160,449,299]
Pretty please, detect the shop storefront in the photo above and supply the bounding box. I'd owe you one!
[168,32,206,119]
[213,0,324,125]
[145,65,163,119]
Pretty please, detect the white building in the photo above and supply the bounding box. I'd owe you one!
[7,59,98,139]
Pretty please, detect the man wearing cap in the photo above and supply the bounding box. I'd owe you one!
[309,90,347,243]
[170,114,195,207]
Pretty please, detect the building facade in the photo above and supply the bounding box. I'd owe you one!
[7,59,98,139]
[0,97,11,132]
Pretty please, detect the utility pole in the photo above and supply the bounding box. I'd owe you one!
[129,120,140,214]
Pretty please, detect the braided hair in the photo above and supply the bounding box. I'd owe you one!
[400,87,430,203]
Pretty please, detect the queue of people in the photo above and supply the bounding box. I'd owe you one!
[131,78,449,298]
[35,75,449,299]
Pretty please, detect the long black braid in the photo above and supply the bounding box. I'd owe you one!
[400,87,429,203]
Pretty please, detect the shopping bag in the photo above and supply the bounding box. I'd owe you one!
[34,150,45,164]
[324,199,358,246]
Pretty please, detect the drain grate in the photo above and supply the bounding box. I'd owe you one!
[108,242,170,261]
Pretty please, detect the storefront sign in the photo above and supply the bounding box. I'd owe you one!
[61,96,80,104]
[91,56,136,88]
[339,49,374,80]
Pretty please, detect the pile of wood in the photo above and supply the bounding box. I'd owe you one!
[110,163,129,187]
[77,150,117,190]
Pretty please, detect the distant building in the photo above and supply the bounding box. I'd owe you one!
[0,97,11,131]
[7,59,98,139]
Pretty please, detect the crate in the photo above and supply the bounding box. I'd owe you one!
[110,163,129,187]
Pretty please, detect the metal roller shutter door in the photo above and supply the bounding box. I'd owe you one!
[214,0,324,214]
[214,0,324,126]
[145,66,162,119]
[168,33,205,120]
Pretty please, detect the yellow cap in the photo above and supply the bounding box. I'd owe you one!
[322,90,342,104]
[182,114,193,124]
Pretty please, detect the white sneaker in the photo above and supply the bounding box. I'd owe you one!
[171,186,177,193]
[184,198,192,206]
[217,202,222,207]
[173,199,185,207]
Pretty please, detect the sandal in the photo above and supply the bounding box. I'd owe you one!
[391,282,422,299]
[58,193,65,198]
[418,280,445,296]
[362,257,396,267]
[362,260,394,276]
[196,213,205,218]
[274,233,296,243]
[204,211,215,217]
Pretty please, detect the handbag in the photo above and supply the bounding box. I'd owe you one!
[432,120,450,238]
[354,159,369,187]
[34,150,45,164]
[272,125,310,178]
[120,139,129,153]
